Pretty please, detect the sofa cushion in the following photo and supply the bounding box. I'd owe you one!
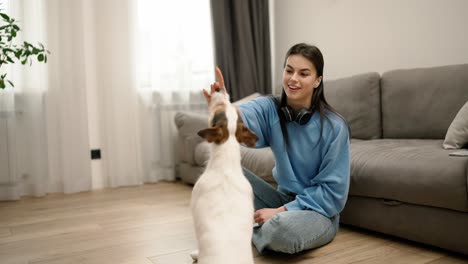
[381,64,468,139]
[240,147,276,185]
[350,139,468,212]
[324,72,381,140]
[443,100,468,149]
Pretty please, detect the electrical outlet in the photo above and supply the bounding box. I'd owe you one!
[91,149,101,160]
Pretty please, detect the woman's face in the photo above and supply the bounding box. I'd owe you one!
[282,54,322,110]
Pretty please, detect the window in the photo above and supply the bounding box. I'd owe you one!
[136,0,215,95]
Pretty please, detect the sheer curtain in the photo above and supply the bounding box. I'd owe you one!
[136,0,213,182]
[0,0,214,200]
[0,0,93,200]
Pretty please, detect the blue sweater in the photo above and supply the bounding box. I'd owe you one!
[239,96,350,218]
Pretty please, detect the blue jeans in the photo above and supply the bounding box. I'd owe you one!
[243,168,339,254]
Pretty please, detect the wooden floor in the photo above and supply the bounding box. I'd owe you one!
[0,182,466,264]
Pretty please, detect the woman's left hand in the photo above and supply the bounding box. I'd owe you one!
[254,206,286,225]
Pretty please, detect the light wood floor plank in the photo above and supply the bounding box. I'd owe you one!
[0,227,11,238]
[0,181,466,264]
[148,249,194,264]
[30,234,197,264]
[427,255,468,264]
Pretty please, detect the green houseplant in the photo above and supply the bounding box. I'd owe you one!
[0,9,49,89]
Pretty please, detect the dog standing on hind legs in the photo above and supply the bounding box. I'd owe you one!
[190,67,258,264]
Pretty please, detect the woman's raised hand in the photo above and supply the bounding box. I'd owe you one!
[203,66,226,104]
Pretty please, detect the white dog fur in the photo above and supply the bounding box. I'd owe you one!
[190,87,258,264]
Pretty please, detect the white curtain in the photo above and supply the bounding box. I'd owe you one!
[0,0,214,200]
[136,0,213,182]
[0,0,95,199]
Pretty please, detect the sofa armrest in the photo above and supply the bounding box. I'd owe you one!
[174,111,208,135]
[174,111,209,165]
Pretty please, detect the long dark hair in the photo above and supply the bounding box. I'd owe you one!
[277,43,349,148]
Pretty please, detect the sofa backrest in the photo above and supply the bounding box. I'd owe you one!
[381,64,468,139]
[325,72,382,140]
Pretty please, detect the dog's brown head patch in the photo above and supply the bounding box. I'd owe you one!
[235,107,258,147]
[197,106,229,145]
[198,100,258,147]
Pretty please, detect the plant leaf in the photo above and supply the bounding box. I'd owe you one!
[0,11,50,89]
[0,13,9,21]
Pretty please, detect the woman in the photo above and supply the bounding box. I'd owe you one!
[205,43,350,254]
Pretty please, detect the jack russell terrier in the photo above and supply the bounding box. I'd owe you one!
[190,67,258,264]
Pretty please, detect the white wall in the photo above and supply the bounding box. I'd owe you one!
[272,0,468,91]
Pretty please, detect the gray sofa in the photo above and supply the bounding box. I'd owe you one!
[174,64,468,255]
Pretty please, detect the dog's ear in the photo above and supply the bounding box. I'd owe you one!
[197,126,227,144]
[235,122,258,147]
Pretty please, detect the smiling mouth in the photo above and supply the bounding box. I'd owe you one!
[288,85,300,91]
